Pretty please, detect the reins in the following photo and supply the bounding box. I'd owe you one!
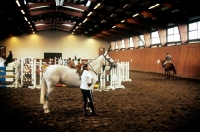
[87,54,116,75]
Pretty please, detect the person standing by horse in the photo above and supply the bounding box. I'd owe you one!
[163,53,172,69]
[4,50,13,67]
[80,63,99,116]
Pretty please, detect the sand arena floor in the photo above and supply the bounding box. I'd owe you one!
[0,70,200,132]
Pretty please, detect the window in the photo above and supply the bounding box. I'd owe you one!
[167,26,180,42]
[115,41,118,50]
[151,31,160,44]
[129,37,134,48]
[121,39,125,49]
[138,35,145,46]
[188,21,200,40]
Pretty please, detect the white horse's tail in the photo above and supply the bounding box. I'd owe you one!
[40,76,47,104]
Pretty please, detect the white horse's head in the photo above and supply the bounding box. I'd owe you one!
[103,51,117,68]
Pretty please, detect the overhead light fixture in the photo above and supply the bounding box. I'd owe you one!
[35,24,45,26]
[123,4,131,9]
[132,13,139,17]
[16,0,21,7]
[29,6,49,10]
[86,1,91,6]
[148,3,160,9]
[112,25,116,28]
[94,3,100,9]
[121,20,125,23]
[62,24,72,27]
[87,12,92,16]
[101,20,106,23]
[63,6,84,12]
[110,13,116,17]
[83,18,87,23]
[21,10,25,14]
[24,17,28,21]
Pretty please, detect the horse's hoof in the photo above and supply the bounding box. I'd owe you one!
[44,109,50,114]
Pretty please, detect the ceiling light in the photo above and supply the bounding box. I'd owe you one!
[79,23,82,25]
[63,6,84,12]
[35,24,45,26]
[83,18,87,23]
[86,1,91,6]
[112,26,116,28]
[171,9,179,13]
[62,24,72,27]
[110,13,116,17]
[21,10,25,14]
[87,12,92,16]
[121,20,125,23]
[16,0,21,7]
[132,13,139,17]
[24,17,28,21]
[29,6,49,10]
[123,4,131,9]
[148,3,160,9]
[101,20,106,23]
[94,3,100,9]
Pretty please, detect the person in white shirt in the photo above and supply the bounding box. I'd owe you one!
[80,63,99,116]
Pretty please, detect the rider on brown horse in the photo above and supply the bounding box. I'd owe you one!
[163,53,172,69]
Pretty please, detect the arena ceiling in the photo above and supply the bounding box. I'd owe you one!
[0,0,200,41]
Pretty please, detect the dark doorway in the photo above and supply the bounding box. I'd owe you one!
[44,53,62,59]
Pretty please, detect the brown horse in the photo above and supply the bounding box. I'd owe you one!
[160,60,176,80]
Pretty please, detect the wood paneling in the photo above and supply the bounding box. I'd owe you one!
[108,44,200,79]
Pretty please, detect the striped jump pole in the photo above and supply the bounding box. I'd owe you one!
[0,61,22,88]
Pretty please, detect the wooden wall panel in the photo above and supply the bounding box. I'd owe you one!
[108,43,200,79]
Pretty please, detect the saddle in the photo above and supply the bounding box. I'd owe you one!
[68,62,85,77]
[164,61,173,69]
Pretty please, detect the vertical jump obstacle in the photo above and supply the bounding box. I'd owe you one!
[96,61,131,91]
[0,60,22,88]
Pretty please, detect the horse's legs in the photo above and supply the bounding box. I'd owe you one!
[165,70,170,79]
[43,84,54,113]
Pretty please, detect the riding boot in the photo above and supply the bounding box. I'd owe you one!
[83,102,88,116]
[90,102,100,116]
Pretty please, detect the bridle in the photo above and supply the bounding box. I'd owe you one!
[87,54,117,75]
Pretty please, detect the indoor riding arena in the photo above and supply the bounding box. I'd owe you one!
[1,0,200,132]
[0,71,200,131]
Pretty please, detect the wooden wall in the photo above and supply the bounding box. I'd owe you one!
[108,43,200,79]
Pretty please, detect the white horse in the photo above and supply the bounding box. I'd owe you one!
[40,52,117,113]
